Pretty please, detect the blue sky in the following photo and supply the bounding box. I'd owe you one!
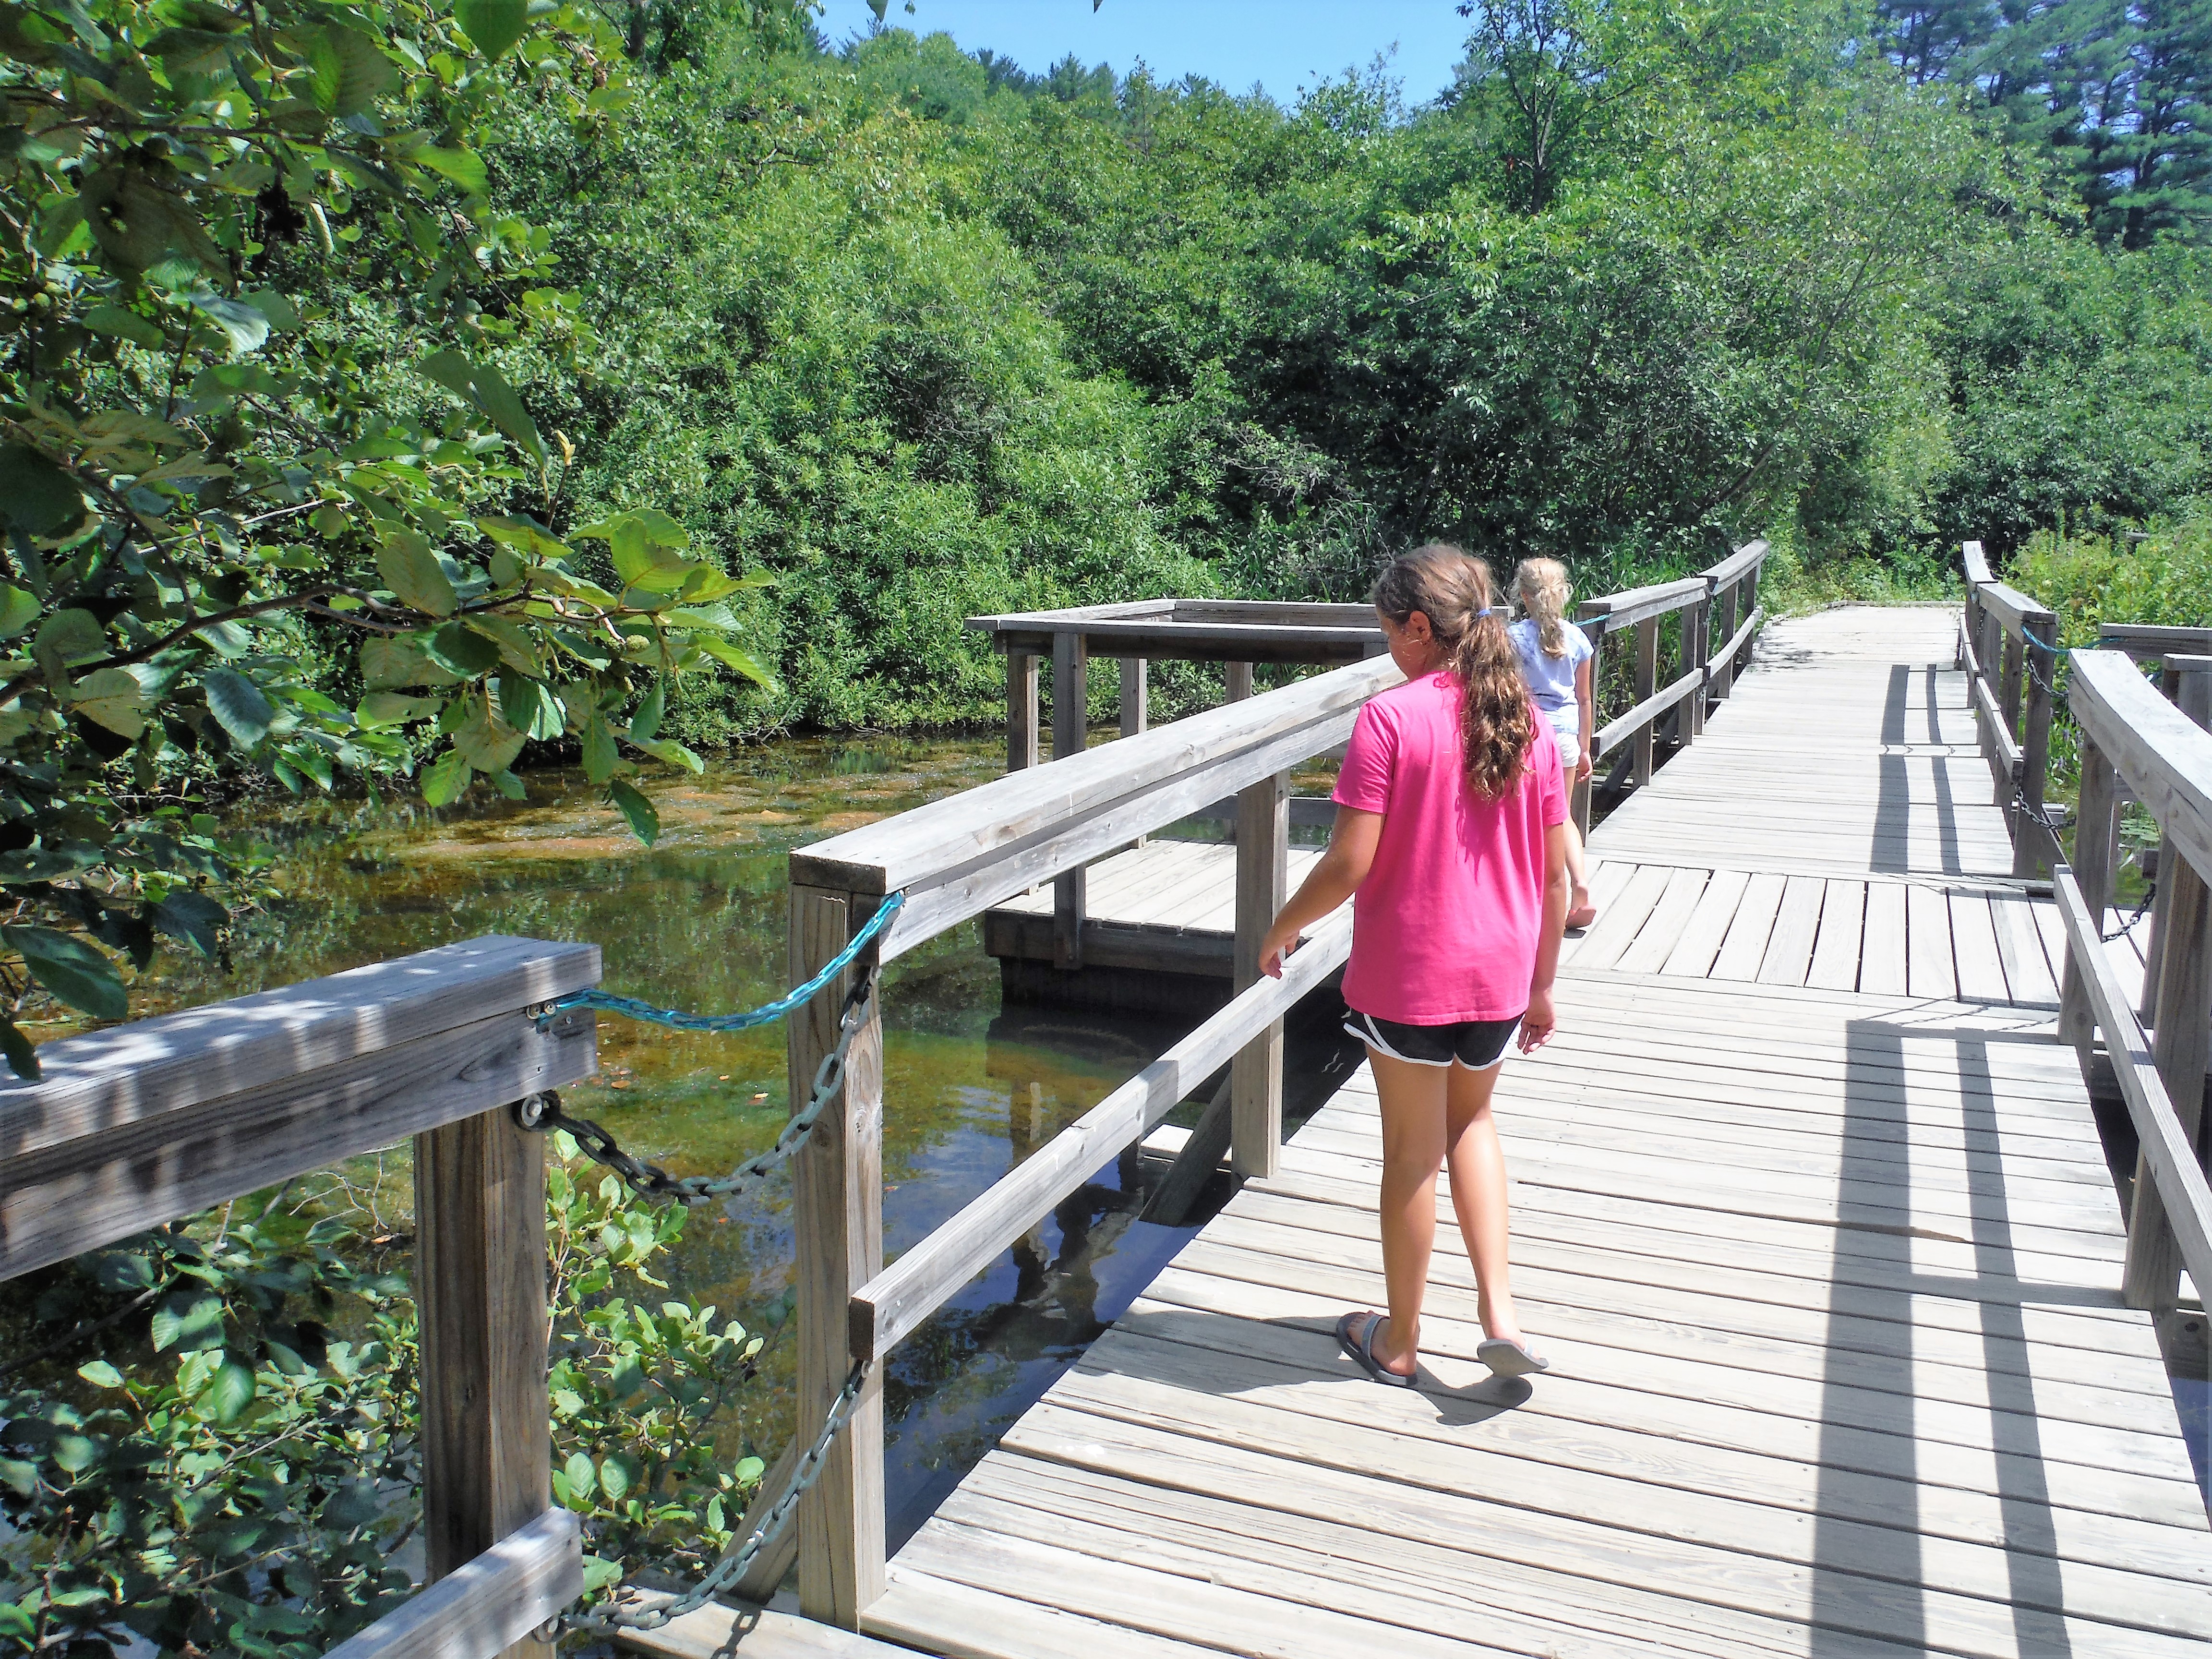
[813,1,1479,105]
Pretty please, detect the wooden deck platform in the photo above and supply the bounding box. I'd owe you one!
[865,605,2212,1658]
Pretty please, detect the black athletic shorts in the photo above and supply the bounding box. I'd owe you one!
[1343,1009,1523,1070]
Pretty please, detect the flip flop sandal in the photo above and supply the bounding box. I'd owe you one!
[1336,1310,1419,1388]
[1478,1336,1551,1378]
[1565,904,1598,930]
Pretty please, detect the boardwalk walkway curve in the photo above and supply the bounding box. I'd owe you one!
[832,604,2212,1659]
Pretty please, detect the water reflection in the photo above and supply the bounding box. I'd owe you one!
[108,734,1362,1556]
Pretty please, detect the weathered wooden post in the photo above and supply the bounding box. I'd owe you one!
[1226,661,1254,703]
[1119,657,1147,739]
[2127,824,2212,1315]
[2015,602,2057,879]
[1052,631,1088,969]
[1571,605,1609,837]
[1711,580,1739,703]
[1231,766,1288,1180]
[1631,617,1659,788]
[1684,585,1711,743]
[2059,737,2122,1052]
[415,1108,554,1659]
[2141,658,2212,1021]
[789,888,886,1628]
[1007,650,1039,773]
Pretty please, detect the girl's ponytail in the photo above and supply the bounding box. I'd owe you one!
[1512,557,1573,659]
[1372,545,1535,801]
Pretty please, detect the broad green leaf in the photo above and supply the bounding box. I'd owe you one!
[425,621,503,677]
[580,1556,623,1594]
[377,529,457,616]
[499,676,564,741]
[202,668,274,748]
[0,445,83,535]
[452,699,525,774]
[598,1453,640,1503]
[68,667,145,738]
[580,716,618,784]
[50,1434,101,1473]
[465,613,541,674]
[607,780,659,846]
[420,748,469,806]
[0,1018,37,1081]
[187,286,269,356]
[564,1450,595,1498]
[418,350,547,464]
[734,1455,766,1485]
[150,1291,225,1353]
[33,609,108,688]
[361,635,462,690]
[0,586,38,639]
[77,1360,124,1389]
[304,24,395,116]
[455,0,531,59]
[629,683,664,742]
[694,635,779,689]
[356,690,445,729]
[151,891,226,959]
[415,146,489,197]
[3,926,126,1020]
[83,304,166,348]
[205,1359,255,1423]
[634,736,703,774]
[477,515,571,560]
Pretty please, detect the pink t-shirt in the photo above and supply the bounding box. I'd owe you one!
[1331,671,1567,1023]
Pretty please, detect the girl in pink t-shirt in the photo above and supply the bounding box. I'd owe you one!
[1260,544,1570,1386]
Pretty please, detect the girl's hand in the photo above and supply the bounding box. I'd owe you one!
[1518,986,1557,1053]
[1259,915,1303,978]
[1575,753,1592,782]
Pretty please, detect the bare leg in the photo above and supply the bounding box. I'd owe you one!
[1365,1048,1448,1378]
[1443,1059,1537,1353]
[1564,819,1594,927]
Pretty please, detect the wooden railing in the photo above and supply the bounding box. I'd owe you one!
[1958,539,2059,878]
[2053,649,2212,1325]
[0,937,602,1659]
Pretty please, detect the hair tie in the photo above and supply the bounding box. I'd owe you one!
[1476,607,1492,618]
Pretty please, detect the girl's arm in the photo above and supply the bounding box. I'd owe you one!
[1258,806,1382,976]
[1574,655,1595,781]
[1518,820,1572,1051]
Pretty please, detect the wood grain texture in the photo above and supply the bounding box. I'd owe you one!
[328,1509,581,1659]
[415,1106,553,1659]
[1230,771,1287,1181]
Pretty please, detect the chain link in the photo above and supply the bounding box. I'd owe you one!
[560,1359,874,1637]
[517,962,878,1207]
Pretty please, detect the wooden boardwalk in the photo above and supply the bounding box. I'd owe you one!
[860,606,2211,1658]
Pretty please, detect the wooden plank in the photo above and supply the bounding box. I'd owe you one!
[1754,874,1824,986]
[1593,663,1702,760]
[2054,870,2212,1314]
[1949,891,2011,1003]
[326,1509,582,1659]
[1709,871,1785,981]
[868,1566,1219,1659]
[1568,863,1672,970]
[1990,890,2061,1006]
[0,935,599,1159]
[415,1107,553,1659]
[0,1004,595,1283]
[1118,657,1148,740]
[1630,615,1659,784]
[2071,650,2212,894]
[1231,770,1288,1180]
[2060,735,2121,1047]
[1703,537,1769,589]
[1614,866,1710,975]
[1805,879,1865,990]
[1051,631,1089,969]
[619,1595,918,1658]
[850,910,1356,1361]
[2129,844,2212,1312]
[1906,882,1958,999]
[1659,866,1749,978]
[790,888,886,1627]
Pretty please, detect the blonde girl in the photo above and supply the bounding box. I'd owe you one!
[1260,544,1568,1385]
[1509,558,1598,929]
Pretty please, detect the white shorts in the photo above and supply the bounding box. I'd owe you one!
[1544,712,1581,769]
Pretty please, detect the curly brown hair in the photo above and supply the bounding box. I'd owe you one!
[1372,544,1536,801]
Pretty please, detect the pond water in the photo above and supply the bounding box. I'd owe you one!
[116,733,1365,1559]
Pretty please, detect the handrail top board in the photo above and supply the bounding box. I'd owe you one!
[2070,649,2212,884]
[2104,623,2212,660]
[967,598,1377,631]
[792,656,1400,898]
[1703,537,1770,588]
[0,935,599,1160]
[1962,539,1995,587]
[1975,578,2054,636]
[1577,574,1709,632]
[968,599,1383,661]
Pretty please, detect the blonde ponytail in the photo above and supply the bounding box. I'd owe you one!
[1512,557,1573,658]
[1371,544,1535,801]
